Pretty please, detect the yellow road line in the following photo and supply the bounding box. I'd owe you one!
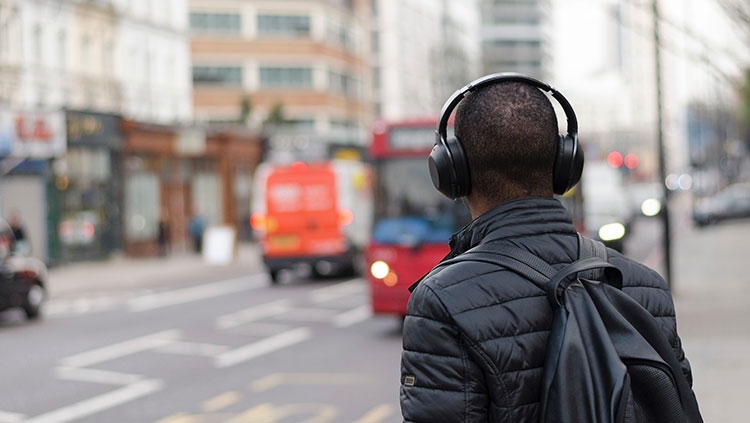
[250,373,369,392]
[227,403,338,423]
[356,404,395,423]
[200,391,240,413]
[155,412,194,423]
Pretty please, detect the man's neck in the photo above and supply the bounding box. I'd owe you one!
[465,192,553,220]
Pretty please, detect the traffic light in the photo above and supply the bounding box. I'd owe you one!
[624,153,639,169]
[607,151,639,170]
[607,151,623,168]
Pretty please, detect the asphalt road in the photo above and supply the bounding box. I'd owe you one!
[0,272,403,423]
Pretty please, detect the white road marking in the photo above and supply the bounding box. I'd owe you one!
[230,322,292,336]
[0,410,25,423]
[60,329,181,368]
[215,300,291,330]
[333,305,373,328]
[311,278,365,303]
[128,275,267,312]
[273,307,337,322]
[155,341,229,357]
[214,328,312,368]
[55,367,143,386]
[24,379,163,423]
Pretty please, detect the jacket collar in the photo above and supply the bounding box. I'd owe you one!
[409,197,575,292]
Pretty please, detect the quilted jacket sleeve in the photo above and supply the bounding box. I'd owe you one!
[400,282,489,423]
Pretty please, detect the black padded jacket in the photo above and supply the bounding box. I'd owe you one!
[400,197,693,423]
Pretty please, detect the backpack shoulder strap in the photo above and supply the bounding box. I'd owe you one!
[577,233,608,260]
[435,243,557,289]
[577,233,609,280]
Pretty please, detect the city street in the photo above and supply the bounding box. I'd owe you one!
[0,254,403,423]
[0,202,748,423]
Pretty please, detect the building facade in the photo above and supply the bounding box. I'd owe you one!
[0,0,193,263]
[480,0,553,80]
[120,122,262,256]
[189,0,373,151]
[372,0,480,120]
[0,0,193,123]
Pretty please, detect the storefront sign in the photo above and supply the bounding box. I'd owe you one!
[66,110,123,149]
[0,109,66,158]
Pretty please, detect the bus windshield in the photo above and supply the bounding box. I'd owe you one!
[372,157,471,245]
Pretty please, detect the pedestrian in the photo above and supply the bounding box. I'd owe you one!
[400,74,697,422]
[7,211,29,254]
[157,217,170,257]
[188,214,205,254]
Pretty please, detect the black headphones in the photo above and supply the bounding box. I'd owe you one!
[428,72,584,199]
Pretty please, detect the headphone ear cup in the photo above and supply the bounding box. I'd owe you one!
[553,135,575,195]
[447,137,471,198]
[429,143,455,198]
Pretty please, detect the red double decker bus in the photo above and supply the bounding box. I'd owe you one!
[366,120,471,317]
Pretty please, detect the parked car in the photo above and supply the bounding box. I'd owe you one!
[0,230,47,319]
[693,183,750,227]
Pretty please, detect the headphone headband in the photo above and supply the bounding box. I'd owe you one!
[437,72,578,142]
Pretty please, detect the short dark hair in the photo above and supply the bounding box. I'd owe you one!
[455,81,558,201]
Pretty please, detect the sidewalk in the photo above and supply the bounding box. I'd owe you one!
[47,242,265,298]
[671,219,750,422]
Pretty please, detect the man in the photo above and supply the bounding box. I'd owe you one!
[400,78,693,422]
[7,212,28,253]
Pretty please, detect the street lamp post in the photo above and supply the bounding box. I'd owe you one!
[653,0,673,288]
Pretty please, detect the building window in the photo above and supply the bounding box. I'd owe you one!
[58,30,66,70]
[257,14,310,37]
[1,20,9,58]
[192,66,243,85]
[33,24,42,64]
[328,70,359,98]
[488,40,541,48]
[373,66,380,90]
[103,41,114,76]
[81,35,90,71]
[326,22,355,51]
[125,172,160,241]
[259,67,313,88]
[286,118,315,128]
[491,60,542,69]
[189,12,241,33]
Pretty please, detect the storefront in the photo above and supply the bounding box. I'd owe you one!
[121,121,262,256]
[0,109,66,263]
[50,110,124,262]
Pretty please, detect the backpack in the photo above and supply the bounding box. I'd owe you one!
[437,234,703,423]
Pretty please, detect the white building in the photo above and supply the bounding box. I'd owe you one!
[372,0,480,120]
[0,0,192,124]
[554,0,749,176]
[479,0,553,81]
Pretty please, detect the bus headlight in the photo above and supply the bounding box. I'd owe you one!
[598,223,626,241]
[371,261,390,279]
[641,198,661,217]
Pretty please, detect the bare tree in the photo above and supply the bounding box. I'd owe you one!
[718,0,750,39]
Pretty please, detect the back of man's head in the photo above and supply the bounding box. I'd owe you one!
[455,81,558,203]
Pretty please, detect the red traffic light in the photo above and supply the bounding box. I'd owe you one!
[624,153,639,169]
[607,151,623,168]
